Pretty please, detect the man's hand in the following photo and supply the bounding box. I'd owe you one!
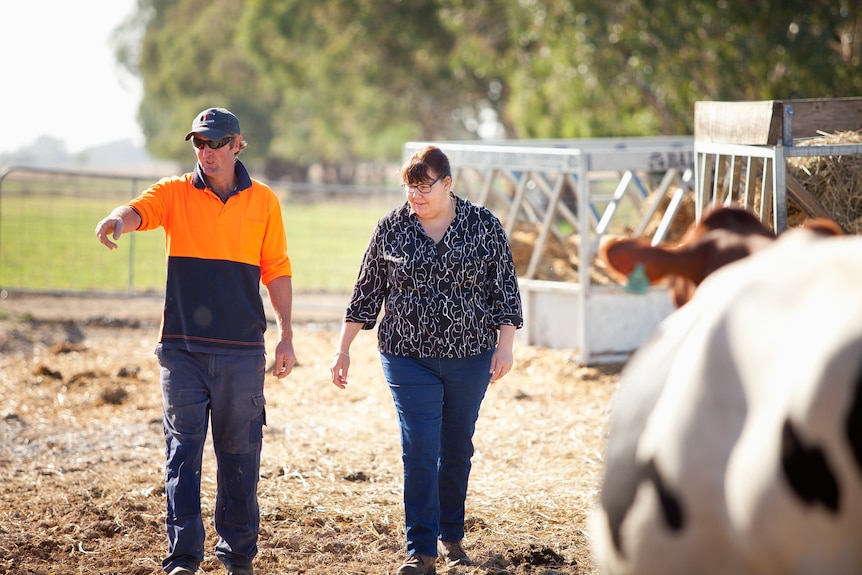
[272,339,297,378]
[94,216,125,249]
[95,206,141,250]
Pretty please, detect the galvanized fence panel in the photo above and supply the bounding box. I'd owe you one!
[0,165,402,296]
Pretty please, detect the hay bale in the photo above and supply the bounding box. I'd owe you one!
[787,131,862,234]
[640,187,696,243]
[695,131,862,234]
[509,222,615,284]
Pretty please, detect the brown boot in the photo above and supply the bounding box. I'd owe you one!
[438,540,471,567]
[395,553,436,575]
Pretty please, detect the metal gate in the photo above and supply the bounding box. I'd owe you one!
[403,137,693,364]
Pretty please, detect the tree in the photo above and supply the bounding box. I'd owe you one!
[115,0,862,175]
[115,0,279,168]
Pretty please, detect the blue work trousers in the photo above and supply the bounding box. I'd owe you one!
[156,346,266,573]
[381,349,494,557]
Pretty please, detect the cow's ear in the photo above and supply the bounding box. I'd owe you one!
[601,238,677,287]
[600,237,651,278]
[801,218,844,237]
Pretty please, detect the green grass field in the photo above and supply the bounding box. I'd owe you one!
[0,169,650,296]
[0,183,398,295]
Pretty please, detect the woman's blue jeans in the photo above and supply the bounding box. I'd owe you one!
[381,349,494,557]
[156,346,266,573]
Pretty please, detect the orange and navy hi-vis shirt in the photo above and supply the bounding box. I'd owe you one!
[129,160,292,355]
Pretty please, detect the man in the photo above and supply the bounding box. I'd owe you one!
[95,107,296,575]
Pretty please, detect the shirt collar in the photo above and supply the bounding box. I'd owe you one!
[192,159,253,193]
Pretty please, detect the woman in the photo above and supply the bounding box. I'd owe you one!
[330,145,523,574]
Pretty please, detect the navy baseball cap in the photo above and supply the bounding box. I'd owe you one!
[184,107,241,141]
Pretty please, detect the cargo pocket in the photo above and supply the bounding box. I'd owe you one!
[251,393,267,443]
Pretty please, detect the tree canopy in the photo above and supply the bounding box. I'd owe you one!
[114,0,862,180]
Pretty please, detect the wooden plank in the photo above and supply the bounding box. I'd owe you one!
[694,101,783,145]
[784,173,847,232]
[783,97,862,139]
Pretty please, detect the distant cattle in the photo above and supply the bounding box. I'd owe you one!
[591,215,862,574]
[600,206,840,307]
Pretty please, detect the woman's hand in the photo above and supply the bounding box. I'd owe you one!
[490,324,517,381]
[330,351,350,389]
[489,347,514,381]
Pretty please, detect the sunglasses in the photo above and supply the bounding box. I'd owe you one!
[192,136,234,150]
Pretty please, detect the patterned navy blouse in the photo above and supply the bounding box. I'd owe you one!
[345,196,523,358]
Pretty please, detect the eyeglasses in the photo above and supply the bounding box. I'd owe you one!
[400,173,445,194]
[192,136,234,150]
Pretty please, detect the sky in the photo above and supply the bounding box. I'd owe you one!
[0,0,143,155]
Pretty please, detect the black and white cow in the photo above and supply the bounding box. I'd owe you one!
[591,218,862,574]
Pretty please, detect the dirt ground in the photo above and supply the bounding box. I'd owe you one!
[0,292,622,575]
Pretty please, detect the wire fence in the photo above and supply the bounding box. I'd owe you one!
[0,165,403,297]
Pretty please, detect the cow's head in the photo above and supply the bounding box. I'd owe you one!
[600,206,841,307]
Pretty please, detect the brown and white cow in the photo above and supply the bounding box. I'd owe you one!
[591,209,862,574]
[600,206,840,307]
